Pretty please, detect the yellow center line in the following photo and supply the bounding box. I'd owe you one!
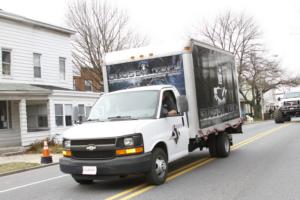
[105,123,292,200]
[105,184,147,200]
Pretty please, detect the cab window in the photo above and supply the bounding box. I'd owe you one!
[161,90,178,117]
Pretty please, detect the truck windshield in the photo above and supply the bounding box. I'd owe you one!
[88,90,159,121]
[283,92,300,99]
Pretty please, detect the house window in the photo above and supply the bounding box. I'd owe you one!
[2,49,11,75]
[65,104,73,126]
[59,57,66,80]
[73,79,77,90]
[0,101,11,129]
[33,53,41,78]
[55,104,63,126]
[85,80,92,91]
[38,116,48,128]
[78,104,85,122]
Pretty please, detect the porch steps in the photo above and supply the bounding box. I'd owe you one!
[0,146,26,156]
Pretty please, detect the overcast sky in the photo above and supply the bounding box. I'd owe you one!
[1,0,299,74]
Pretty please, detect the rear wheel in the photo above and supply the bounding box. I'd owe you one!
[71,175,94,184]
[274,109,284,123]
[216,132,230,157]
[208,132,230,158]
[146,148,168,185]
[208,134,217,157]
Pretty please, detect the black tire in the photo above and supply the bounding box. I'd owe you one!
[71,175,94,184]
[146,148,168,185]
[208,133,230,158]
[216,132,230,158]
[274,109,284,123]
[285,116,291,122]
[208,134,217,157]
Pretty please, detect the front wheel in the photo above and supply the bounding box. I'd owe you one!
[146,148,168,185]
[274,109,284,123]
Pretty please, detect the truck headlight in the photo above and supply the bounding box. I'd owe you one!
[62,139,72,157]
[124,137,134,147]
[116,134,144,156]
[63,140,71,149]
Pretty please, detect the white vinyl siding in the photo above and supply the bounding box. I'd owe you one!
[0,18,72,89]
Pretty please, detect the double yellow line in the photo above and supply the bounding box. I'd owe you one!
[106,123,292,200]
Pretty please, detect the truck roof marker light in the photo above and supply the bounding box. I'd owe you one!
[130,56,135,59]
[149,53,154,56]
[116,147,144,156]
[139,55,144,58]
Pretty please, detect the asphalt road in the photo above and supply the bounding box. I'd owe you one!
[1,120,300,200]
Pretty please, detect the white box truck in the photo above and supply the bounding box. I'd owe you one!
[59,39,243,185]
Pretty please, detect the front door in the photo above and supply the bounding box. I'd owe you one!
[160,90,189,162]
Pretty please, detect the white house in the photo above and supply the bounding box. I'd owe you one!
[0,10,100,147]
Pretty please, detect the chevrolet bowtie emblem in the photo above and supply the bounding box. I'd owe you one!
[86,145,96,151]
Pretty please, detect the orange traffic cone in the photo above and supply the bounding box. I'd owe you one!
[41,141,53,164]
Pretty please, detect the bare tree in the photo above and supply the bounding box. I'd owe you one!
[241,52,299,117]
[67,0,148,91]
[192,10,300,118]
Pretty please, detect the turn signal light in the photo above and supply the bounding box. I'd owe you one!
[116,147,144,156]
[63,150,72,157]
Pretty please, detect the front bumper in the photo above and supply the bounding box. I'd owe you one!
[59,152,152,176]
[281,107,300,116]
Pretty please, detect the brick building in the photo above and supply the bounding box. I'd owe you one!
[73,67,102,92]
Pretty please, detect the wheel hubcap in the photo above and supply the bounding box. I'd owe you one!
[155,156,167,178]
[224,136,230,152]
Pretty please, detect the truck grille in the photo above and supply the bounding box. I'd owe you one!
[72,150,115,159]
[284,101,299,106]
[71,138,116,146]
[70,138,116,160]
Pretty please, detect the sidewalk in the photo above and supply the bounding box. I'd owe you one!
[0,153,62,165]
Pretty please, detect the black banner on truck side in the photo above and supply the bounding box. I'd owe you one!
[192,45,240,129]
[106,55,186,95]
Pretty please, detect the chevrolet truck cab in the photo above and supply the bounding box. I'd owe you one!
[60,85,190,185]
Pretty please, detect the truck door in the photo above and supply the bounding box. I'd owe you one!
[160,90,189,161]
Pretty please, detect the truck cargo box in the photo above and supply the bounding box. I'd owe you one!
[103,39,241,137]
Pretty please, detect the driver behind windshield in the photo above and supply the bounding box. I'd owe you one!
[161,91,178,117]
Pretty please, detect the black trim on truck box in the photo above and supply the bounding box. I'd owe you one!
[59,152,152,177]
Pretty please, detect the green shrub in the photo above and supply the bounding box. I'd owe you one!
[26,137,63,154]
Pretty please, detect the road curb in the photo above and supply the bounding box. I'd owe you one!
[0,162,59,177]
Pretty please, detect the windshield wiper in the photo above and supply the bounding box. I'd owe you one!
[107,116,138,121]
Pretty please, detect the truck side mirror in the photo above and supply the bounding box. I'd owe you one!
[176,95,189,113]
